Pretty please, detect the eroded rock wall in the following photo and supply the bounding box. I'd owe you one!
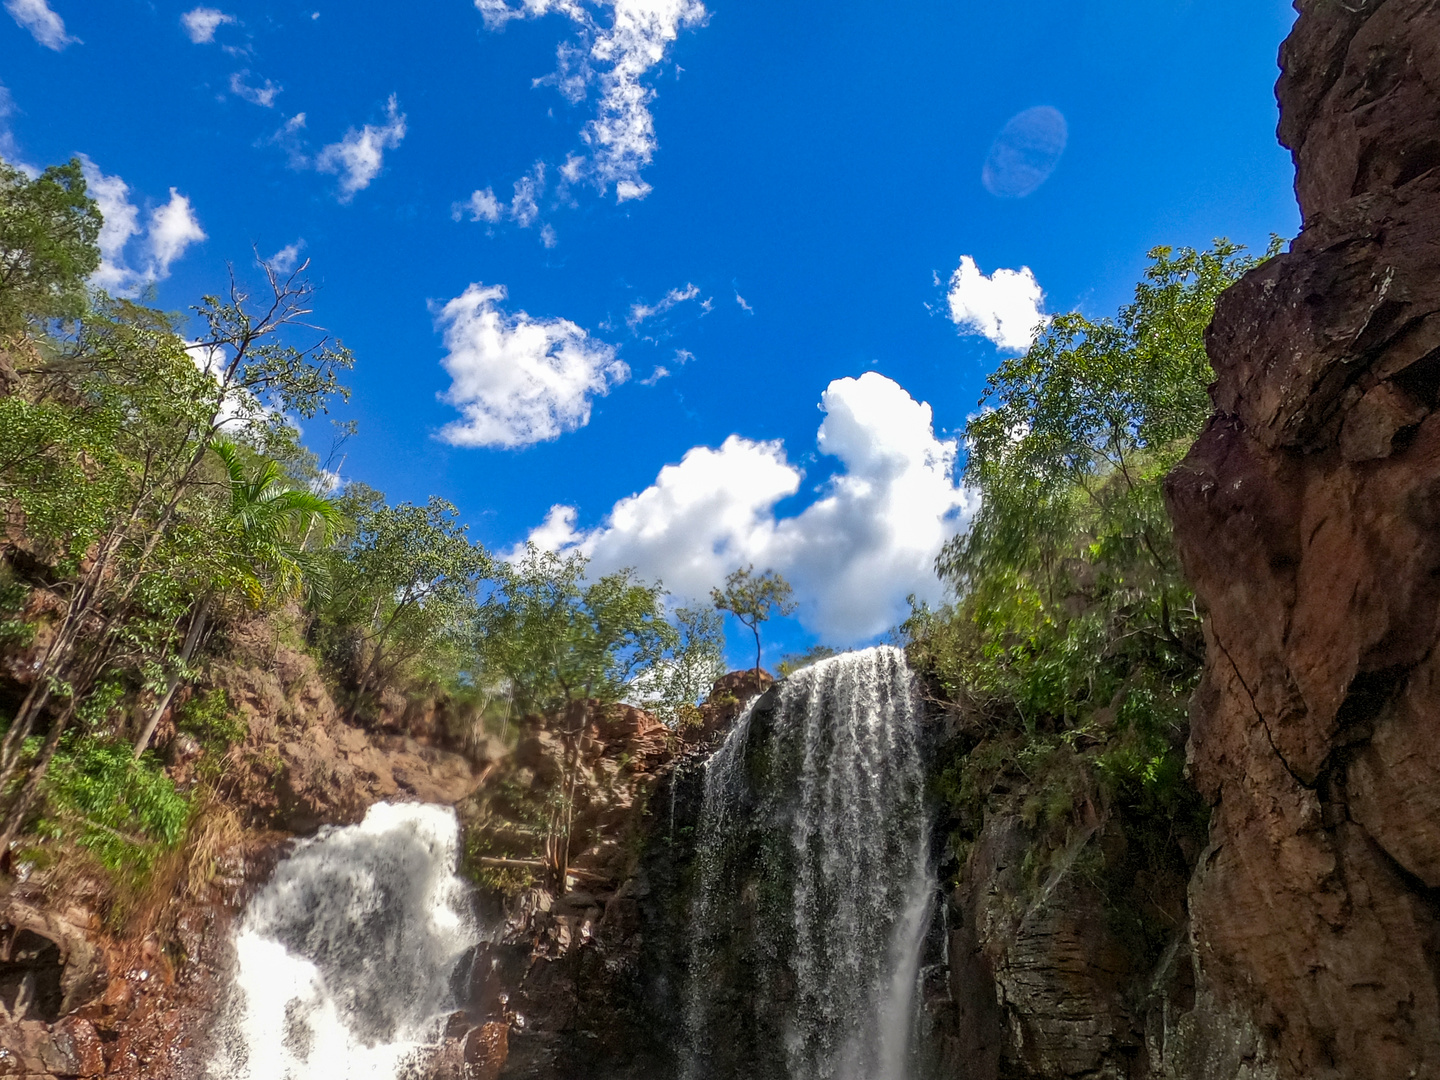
[1164,1,1440,1076]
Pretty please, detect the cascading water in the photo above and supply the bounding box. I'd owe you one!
[209,802,480,1080]
[684,646,934,1080]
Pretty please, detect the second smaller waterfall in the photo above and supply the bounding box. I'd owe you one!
[209,802,480,1080]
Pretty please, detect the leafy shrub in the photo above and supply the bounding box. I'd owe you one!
[41,736,191,873]
[176,687,247,750]
[0,568,34,649]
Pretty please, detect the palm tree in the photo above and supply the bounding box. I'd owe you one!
[131,439,339,756]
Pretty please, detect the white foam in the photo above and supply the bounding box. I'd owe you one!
[210,802,480,1080]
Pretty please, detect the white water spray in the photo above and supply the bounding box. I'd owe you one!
[209,802,480,1080]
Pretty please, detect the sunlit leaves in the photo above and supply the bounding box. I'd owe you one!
[916,241,1271,823]
[0,158,102,332]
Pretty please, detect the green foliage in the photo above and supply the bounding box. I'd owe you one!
[910,242,1272,900]
[711,565,796,675]
[461,827,535,895]
[314,491,491,708]
[479,545,678,717]
[189,264,355,431]
[0,157,103,332]
[0,159,358,856]
[41,735,191,873]
[0,565,33,649]
[654,605,727,726]
[176,688,247,750]
[209,437,340,606]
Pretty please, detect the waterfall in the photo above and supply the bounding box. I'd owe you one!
[685,646,933,1080]
[209,802,480,1080]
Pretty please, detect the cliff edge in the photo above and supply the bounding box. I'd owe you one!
[1165,1,1440,1076]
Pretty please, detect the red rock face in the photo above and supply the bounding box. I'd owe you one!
[1165,2,1440,1076]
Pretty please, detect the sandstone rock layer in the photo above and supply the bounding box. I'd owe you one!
[1165,2,1440,1076]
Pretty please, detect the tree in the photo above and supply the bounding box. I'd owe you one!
[0,216,353,848]
[941,241,1277,606]
[0,158,102,333]
[131,438,340,757]
[905,241,1272,896]
[650,606,726,727]
[476,546,684,889]
[711,565,796,683]
[316,492,491,716]
[480,546,676,717]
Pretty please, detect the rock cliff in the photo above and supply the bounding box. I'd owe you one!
[1165,1,1440,1076]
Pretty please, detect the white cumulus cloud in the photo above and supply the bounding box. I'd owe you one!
[474,0,706,202]
[527,372,976,642]
[6,0,75,49]
[181,6,233,43]
[148,190,207,278]
[946,255,1047,354]
[315,95,406,201]
[80,157,207,294]
[435,283,629,449]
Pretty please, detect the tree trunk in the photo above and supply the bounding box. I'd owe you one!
[133,597,210,758]
[0,701,76,855]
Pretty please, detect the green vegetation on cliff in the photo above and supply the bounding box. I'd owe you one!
[906,241,1277,950]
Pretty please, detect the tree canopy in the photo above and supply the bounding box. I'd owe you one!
[0,158,102,333]
[907,240,1273,917]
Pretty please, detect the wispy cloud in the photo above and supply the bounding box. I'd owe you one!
[638,348,694,386]
[628,282,702,330]
[473,0,707,202]
[80,157,207,294]
[6,0,76,50]
[181,6,234,43]
[229,70,281,108]
[268,240,305,273]
[454,162,555,242]
[509,162,543,226]
[434,283,628,448]
[946,255,1047,353]
[315,95,407,201]
[0,82,20,164]
[456,188,503,224]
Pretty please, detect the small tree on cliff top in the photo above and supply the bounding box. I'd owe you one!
[711,565,796,685]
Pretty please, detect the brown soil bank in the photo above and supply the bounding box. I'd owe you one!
[1164,1,1440,1076]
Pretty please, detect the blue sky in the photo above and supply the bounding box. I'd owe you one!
[2,0,1299,668]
